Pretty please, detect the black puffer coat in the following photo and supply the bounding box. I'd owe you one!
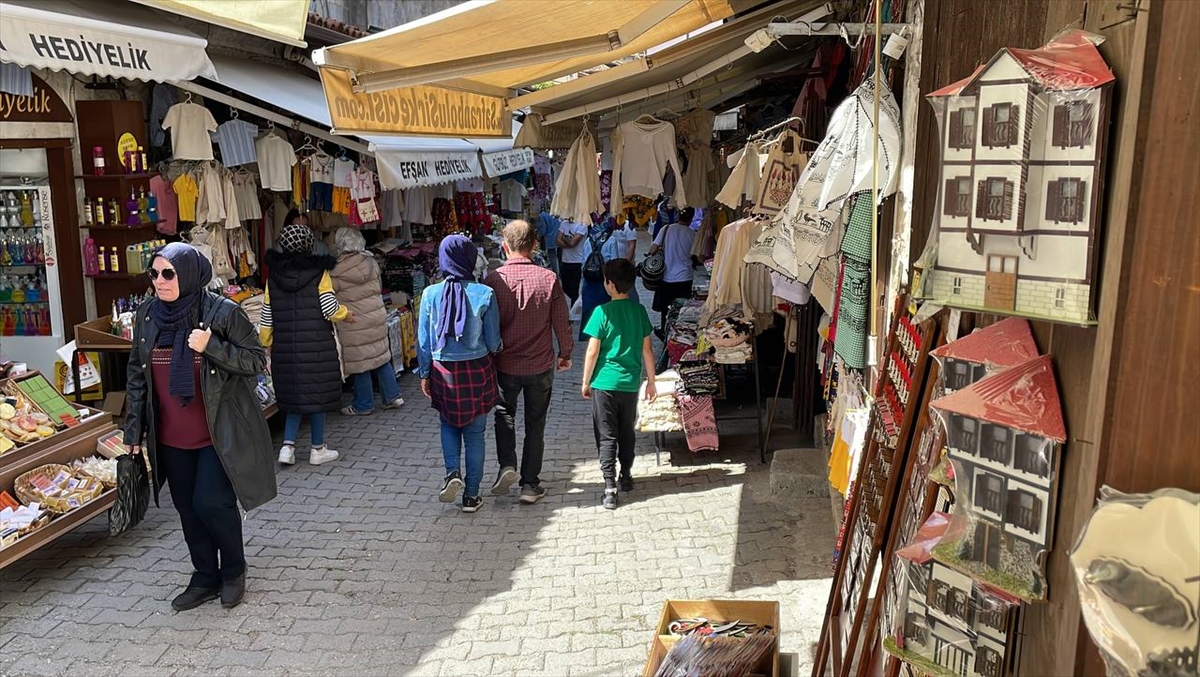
[264,250,342,414]
[124,292,277,511]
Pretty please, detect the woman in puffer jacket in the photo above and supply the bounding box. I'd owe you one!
[330,227,404,415]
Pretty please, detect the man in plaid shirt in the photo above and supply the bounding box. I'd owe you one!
[484,220,575,504]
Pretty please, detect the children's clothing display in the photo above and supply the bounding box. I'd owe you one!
[551,129,602,225]
[255,135,297,192]
[753,130,806,216]
[211,118,259,166]
[611,118,687,209]
[195,162,225,225]
[172,173,199,222]
[150,175,179,235]
[232,172,262,221]
[162,102,217,161]
[350,168,380,225]
[715,140,763,208]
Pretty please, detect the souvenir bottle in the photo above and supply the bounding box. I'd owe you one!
[108,245,120,273]
[18,191,33,227]
[1,307,13,336]
[83,200,94,225]
[145,188,159,223]
[139,146,148,173]
[33,231,43,263]
[126,189,140,227]
[95,198,107,226]
[0,275,9,303]
[138,188,151,224]
[97,246,107,274]
[38,305,51,336]
[22,306,36,336]
[25,274,39,302]
[9,277,24,303]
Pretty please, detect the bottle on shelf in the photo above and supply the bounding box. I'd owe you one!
[18,191,33,227]
[83,199,94,226]
[108,245,120,273]
[138,188,151,224]
[95,197,107,226]
[139,146,148,173]
[126,188,140,227]
[83,237,99,276]
[97,246,108,274]
[92,146,106,176]
[0,275,10,302]
[9,277,24,303]
[38,305,51,336]
[107,200,119,226]
[1,307,13,336]
[146,188,159,223]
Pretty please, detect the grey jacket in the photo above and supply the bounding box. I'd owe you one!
[124,292,277,511]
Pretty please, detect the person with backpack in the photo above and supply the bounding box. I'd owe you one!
[577,217,617,340]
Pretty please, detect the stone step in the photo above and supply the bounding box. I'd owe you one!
[769,447,831,500]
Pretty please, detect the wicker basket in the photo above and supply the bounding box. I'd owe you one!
[17,512,52,536]
[14,463,73,513]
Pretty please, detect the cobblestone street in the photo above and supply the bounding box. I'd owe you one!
[1,334,834,676]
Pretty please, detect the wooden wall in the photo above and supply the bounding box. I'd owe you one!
[910,1,1197,675]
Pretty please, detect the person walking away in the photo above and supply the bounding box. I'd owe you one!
[557,218,587,306]
[484,220,574,504]
[538,209,561,275]
[124,243,276,611]
[418,235,503,513]
[261,223,353,466]
[330,227,404,416]
[577,219,613,340]
[581,259,658,510]
[648,206,698,335]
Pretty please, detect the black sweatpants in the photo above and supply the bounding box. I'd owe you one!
[160,444,245,588]
[561,262,583,306]
[591,389,639,487]
[495,368,555,488]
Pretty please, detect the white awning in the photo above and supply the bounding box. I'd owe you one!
[481,147,534,177]
[0,0,215,82]
[129,0,309,48]
[370,144,482,190]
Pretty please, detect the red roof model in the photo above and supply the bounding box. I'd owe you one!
[896,512,951,565]
[929,29,1115,98]
[930,355,1066,442]
[931,317,1039,368]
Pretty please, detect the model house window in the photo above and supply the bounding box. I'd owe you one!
[1014,434,1051,478]
[974,522,1004,569]
[952,276,964,296]
[904,612,928,646]
[1053,101,1094,148]
[1045,177,1087,224]
[943,177,972,217]
[1006,489,1043,534]
[979,598,1007,632]
[976,177,1014,221]
[976,473,1005,515]
[935,638,972,677]
[976,647,1003,677]
[981,424,1012,464]
[948,360,972,389]
[949,107,976,149]
[983,102,1020,148]
[1054,288,1066,308]
[951,416,979,451]
[947,588,972,624]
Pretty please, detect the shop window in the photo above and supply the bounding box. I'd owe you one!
[943,176,973,217]
[980,424,1012,464]
[948,107,976,149]
[975,473,1005,515]
[1014,434,1051,478]
[977,177,1014,221]
[1045,177,1086,224]
[976,647,1003,677]
[983,102,1020,148]
[951,416,979,452]
[1052,101,1094,148]
[1006,489,1043,534]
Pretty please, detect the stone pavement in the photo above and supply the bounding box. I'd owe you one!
[1,326,834,677]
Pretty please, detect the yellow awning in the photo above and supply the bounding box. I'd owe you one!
[313,0,737,94]
[129,0,309,47]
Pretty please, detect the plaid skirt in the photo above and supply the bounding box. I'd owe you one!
[429,356,500,428]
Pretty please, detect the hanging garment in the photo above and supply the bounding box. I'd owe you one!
[173,173,199,222]
[255,135,297,192]
[350,168,380,223]
[740,220,776,329]
[611,119,687,209]
[833,194,873,369]
[162,102,216,161]
[703,217,756,314]
[220,170,241,230]
[431,198,458,238]
[379,189,405,230]
[753,130,807,216]
[716,140,763,208]
[212,119,259,167]
[150,175,179,236]
[454,191,489,235]
[232,172,262,221]
[621,195,657,229]
[195,164,225,225]
[683,147,715,208]
[551,128,602,225]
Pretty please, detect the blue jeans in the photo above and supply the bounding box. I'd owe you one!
[283,412,326,446]
[441,414,487,497]
[351,362,402,411]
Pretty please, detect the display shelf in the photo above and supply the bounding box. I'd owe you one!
[82,222,160,231]
[0,489,115,569]
[86,272,139,280]
[0,301,49,305]
[75,173,155,181]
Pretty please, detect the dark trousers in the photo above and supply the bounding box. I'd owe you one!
[160,444,245,588]
[591,389,638,487]
[561,262,583,306]
[494,369,555,487]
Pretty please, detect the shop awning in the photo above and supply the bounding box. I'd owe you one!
[0,0,215,82]
[313,0,737,95]
[128,0,309,48]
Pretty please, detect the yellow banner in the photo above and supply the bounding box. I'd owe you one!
[320,69,510,138]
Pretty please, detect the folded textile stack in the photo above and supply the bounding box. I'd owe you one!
[635,371,683,432]
[678,351,719,395]
[676,394,718,452]
[240,293,264,328]
[714,343,754,364]
[705,317,755,365]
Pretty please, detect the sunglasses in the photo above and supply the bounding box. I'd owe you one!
[148,268,177,281]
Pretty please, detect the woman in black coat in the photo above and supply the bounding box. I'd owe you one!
[124,243,276,611]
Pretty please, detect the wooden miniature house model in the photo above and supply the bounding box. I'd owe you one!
[930,317,1039,393]
[929,355,1066,600]
[923,31,1114,324]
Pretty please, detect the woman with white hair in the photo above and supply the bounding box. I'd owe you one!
[330,227,404,415]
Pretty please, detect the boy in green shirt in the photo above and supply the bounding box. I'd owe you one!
[581,259,658,510]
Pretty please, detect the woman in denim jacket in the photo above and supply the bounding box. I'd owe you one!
[418,235,502,513]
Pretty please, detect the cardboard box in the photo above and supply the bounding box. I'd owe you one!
[101,391,126,418]
[642,599,780,677]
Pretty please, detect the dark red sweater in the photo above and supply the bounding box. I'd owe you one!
[151,347,212,449]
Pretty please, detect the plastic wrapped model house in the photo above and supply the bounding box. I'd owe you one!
[929,355,1066,601]
[930,317,1040,393]
[921,31,1115,324]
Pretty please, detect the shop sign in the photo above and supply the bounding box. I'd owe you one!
[481,147,534,177]
[320,69,510,138]
[375,151,482,190]
[0,74,72,123]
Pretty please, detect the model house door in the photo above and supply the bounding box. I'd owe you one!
[984,255,1018,310]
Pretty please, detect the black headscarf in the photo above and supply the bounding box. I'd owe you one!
[149,243,213,406]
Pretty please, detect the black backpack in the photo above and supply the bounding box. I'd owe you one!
[582,232,608,281]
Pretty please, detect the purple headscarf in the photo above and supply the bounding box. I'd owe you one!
[435,235,478,351]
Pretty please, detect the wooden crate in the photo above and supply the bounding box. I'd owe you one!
[643,599,780,677]
[74,318,130,349]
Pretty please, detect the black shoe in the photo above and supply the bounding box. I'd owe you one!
[490,467,518,496]
[619,475,634,492]
[171,585,220,612]
[461,495,483,513]
[602,488,618,510]
[519,484,547,504]
[221,573,245,609]
[439,471,464,503]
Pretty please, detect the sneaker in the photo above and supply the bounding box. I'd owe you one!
[519,485,547,504]
[461,495,483,513]
[309,445,340,466]
[602,488,618,510]
[490,467,519,496]
[383,397,405,410]
[619,475,634,493]
[220,573,245,609]
[340,405,374,416]
[439,471,464,503]
[171,585,220,612]
[277,444,295,465]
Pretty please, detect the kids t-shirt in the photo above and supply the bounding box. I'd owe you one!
[583,298,653,392]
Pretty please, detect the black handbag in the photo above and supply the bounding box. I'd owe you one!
[109,451,150,536]
[638,225,668,291]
